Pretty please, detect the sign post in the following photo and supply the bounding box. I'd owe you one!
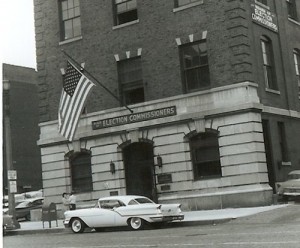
[3,80,20,228]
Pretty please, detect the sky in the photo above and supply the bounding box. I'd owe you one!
[0,0,37,69]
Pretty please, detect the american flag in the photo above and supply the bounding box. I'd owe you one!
[58,61,95,141]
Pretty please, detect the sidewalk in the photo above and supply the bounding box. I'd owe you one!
[7,204,288,235]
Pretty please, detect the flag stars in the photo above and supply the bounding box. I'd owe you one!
[63,62,82,96]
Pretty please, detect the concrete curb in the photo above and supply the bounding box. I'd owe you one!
[5,218,234,236]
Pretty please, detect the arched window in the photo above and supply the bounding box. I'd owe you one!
[69,150,92,193]
[189,130,221,180]
[260,36,278,90]
[293,49,300,95]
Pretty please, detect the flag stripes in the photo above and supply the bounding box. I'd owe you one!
[58,61,95,141]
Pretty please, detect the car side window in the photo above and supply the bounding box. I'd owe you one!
[128,200,138,205]
[100,200,124,209]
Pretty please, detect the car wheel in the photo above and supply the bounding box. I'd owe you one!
[129,217,145,230]
[71,218,85,233]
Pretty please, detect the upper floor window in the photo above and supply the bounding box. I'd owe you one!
[287,0,298,21]
[117,57,144,105]
[189,130,221,180]
[256,0,268,6]
[69,151,93,193]
[59,0,81,41]
[261,36,278,90]
[174,0,202,8]
[293,49,300,95]
[113,0,138,26]
[180,41,210,93]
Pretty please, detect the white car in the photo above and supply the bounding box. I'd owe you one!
[277,170,300,200]
[64,195,184,233]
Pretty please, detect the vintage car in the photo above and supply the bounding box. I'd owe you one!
[277,170,300,200]
[15,197,44,221]
[2,213,18,235]
[64,195,184,233]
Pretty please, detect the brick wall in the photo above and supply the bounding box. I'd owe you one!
[34,0,261,122]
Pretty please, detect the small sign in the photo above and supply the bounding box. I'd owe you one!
[92,106,177,130]
[157,173,172,184]
[251,2,278,32]
[7,170,17,180]
[9,181,17,193]
[110,191,119,196]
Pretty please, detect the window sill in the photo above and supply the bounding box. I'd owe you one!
[173,0,204,13]
[194,175,222,181]
[265,88,280,95]
[59,36,83,46]
[288,18,300,26]
[112,19,139,30]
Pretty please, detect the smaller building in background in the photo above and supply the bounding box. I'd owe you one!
[2,63,42,194]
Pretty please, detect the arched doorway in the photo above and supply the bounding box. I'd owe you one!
[122,142,156,200]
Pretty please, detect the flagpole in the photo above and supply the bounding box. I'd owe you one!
[61,49,134,113]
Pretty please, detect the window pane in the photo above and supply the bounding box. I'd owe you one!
[183,45,199,68]
[198,66,210,87]
[190,132,221,180]
[64,20,73,39]
[181,41,210,92]
[195,161,222,178]
[62,10,68,20]
[60,0,81,40]
[118,57,144,105]
[68,8,74,18]
[117,3,127,13]
[73,17,81,37]
[261,37,277,90]
[74,6,80,16]
[178,0,192,6]
[186,68,199,90]
[68,0,74,8]
[287,0,298,20]
[127,0,137,10]
[62,1,68,10]
[198,42,208,65]
[70,152,92,192]
[294,51,300,75]
[117,9,138,24]
[74,0,79,7]
[124,87,145,105]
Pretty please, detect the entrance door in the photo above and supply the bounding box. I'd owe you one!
[262,119,276,193]
[123,142,156,200]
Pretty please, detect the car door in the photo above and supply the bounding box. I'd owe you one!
[84,208,116,227]
[83,200,123,227]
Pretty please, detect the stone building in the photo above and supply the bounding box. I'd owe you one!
[2,64,42,193]
[34,0,300,210]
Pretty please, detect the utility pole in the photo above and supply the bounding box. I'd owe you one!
[3,79,20,229]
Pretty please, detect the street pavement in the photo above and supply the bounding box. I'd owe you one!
[6,203,290,235]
